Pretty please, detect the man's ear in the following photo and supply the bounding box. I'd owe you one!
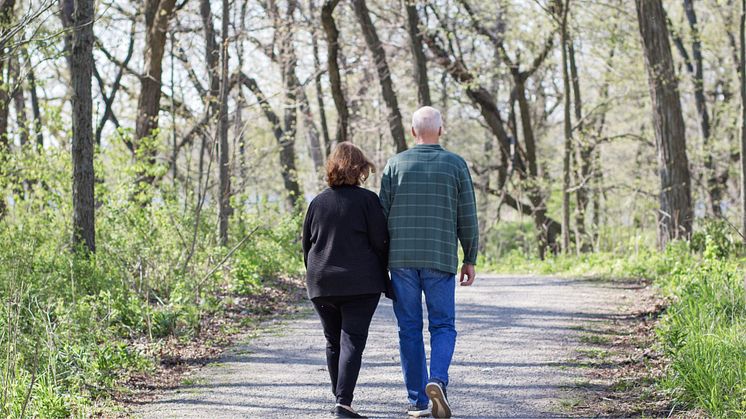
[411,126,417,138]
[438,126,442,136]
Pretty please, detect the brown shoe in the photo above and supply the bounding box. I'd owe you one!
[426,381,452,418]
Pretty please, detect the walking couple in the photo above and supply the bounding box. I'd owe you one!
[302,106,479,418]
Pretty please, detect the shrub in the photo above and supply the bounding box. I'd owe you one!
[0,150,304,417]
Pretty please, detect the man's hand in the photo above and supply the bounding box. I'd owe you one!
[459,264,476,286]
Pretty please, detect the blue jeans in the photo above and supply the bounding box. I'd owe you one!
[391,268,457,407]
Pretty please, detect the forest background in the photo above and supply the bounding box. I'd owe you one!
[0,0,744,417]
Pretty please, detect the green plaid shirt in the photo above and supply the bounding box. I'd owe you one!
[379,144,479,274]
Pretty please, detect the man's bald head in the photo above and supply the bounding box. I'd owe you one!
[411,106,443,144]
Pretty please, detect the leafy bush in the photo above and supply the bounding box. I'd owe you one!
[0,150,303,417]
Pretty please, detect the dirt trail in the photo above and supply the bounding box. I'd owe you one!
[134,275,639,418]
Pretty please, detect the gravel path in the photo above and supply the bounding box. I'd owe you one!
[134,275,637,418]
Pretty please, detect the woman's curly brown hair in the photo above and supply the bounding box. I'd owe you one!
[326,142,376,187]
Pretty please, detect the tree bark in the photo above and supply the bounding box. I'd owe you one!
[560,1,572,254]
[0,0,14,217]
[218,0,232,245]
[351,0,407,153]
[200,0,220,117]
[25,50,43,150]
[275,0,303,208]
[635,0,693,245]
[70,0,96,253]
[405,1,431,106]
[135,0,177,188]
[740,0,746,241]
[672,0,721,215]
[0,0,15,153]
[282,1,324,176]
[309,0,332,157]
[10,54,27,147]
[321,0,349,145]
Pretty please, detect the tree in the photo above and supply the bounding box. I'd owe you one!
[405,0,431,106]
[218,0,232,245]
[558,0,572,253]
[0,0,15,153]
[568,40,593,252]
[440,0,561,258]
[740,0,746,240]
[321,0,349,145]
[134,0,177,189]
[70,0,96,252]
[0,0,14,217]
[308,0,332,156]
[236,72,302,208]
[351,0,407,153]
[258,0,324,177]
[635,0,693,245]
[671,0,722,216]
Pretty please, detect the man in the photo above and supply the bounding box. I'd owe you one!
[379,106,478,418]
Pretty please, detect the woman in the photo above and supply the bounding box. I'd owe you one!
[302,143,393,418]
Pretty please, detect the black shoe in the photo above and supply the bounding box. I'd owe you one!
[406,403,431,417]
[425,380,452,418]
[332,405,366,418]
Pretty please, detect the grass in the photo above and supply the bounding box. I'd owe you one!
[579,334,610,345]
[484,221,746,418]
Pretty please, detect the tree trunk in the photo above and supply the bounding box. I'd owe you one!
[135,0,177,189]
[26,51,43,150]
[237,73,302,208]
[515,78,556,257]
[635,0,693,246]
[70,0,96,253]
[278,0,303,209]
[405,1,431,106]
[321,0,349,145]
[672,0,720,215]
[218,0,232,245]
[200,0,220,116]
[351,0,407,153]
[560,1,572,254]
[0,0,13,218]
[10,54,27,147]
[740,0,746,241]
[590,39,617,248]
[299,85,325,176]
[568,41,592,252]
[683,0,720,215]
[0,0,14,153]
[309,0,332,157]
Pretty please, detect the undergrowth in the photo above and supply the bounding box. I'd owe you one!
[484,220,745,417]
[0,148,303,417]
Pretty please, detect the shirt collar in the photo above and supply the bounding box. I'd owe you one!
[414,143,444,150]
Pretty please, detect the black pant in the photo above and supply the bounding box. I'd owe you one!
[312,293,380,406]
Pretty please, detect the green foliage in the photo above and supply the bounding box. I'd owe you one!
[0,150,303,417]
[690,218,743,259]
[231,207,304,295]
[654,251,745,417]
[486,224,745,417]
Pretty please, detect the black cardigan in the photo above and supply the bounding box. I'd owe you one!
[302,186,393,300]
